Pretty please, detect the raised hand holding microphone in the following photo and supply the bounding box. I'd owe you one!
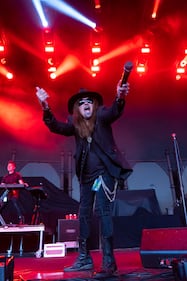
[117,61,133,100]
[36,86,50,110]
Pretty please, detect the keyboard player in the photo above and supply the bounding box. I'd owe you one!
[0,160,28,225]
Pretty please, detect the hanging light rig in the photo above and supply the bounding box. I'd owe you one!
[43,28,57,79]
[0,35,13,80]
[90,24,103,77]
[136,43,151,76]
[176,49,187,80]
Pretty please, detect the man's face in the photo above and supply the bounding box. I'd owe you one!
[7,163,16,174]
[78,97,94,119]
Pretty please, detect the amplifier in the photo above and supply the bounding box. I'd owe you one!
[57,219,79,247]
[57,218,100,250]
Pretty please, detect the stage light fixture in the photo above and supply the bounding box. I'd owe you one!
[48,66,57,72]
[0,45,5,52]
[91,65,100,72]
[180,56,187,68]
[41,0,96,30]
[0,58,6,65]
[32,0,49,27]
[175,49,187,80]
[44,28,55,53]
[90,57,100,76]
[94,0,101,9]
[50,72,57,79]
[90,28,102,77]
[136,64,146,74]
[6,72,13,80]
[135,42,151,76]
[92,72,97,77]
[136,58,148,75]
[176,74,181,80]
[91,44,101,54]
[47,58,55,65]
[45,45,54,53]
[176,67,185,74]
[93,59,99,66]
[141,44,151,54]
[151,0,161,19]
[43,28,57,78]
[44,28,54,43]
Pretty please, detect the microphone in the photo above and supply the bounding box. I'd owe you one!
[120,61,133,86]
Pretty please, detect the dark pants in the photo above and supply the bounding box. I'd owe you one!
[79,173,115,240]
[11,196,23,218]
[0,196,23,223]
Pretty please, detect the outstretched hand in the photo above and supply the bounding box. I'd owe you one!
[36,87,49,109]
[116,81,130,100]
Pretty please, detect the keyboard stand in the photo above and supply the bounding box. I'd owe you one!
[0,214,6,226]
[0,189,9,226]
[0,224,45,258]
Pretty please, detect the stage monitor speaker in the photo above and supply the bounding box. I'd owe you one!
[57,218,100,250]
[140,227,187,268]
[57,219,79,243]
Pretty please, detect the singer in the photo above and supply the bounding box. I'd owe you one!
[36,77,133,277]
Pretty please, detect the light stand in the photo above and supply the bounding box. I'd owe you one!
[172,133,187,225]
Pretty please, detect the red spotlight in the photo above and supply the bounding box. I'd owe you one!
[48,66,57,72]
[92,72,97,77]
[91,65,100,72]
[0,45,5,52]
[91,44,101,54]
[176,67,185,74]
[136,64,146,74]
[180,56,187,68]
[45,45,54,53]
[151,12,156,19]
[1,58,6,65]
[93,59,99,66]
[6,72,13,80]
[141,44,151,53]
[94,0,101,9]
[176,74,181,80]
[151,0,161,19]
[49,72,56,79]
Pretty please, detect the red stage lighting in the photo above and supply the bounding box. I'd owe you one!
[48,66,57,73]
[91,65,100,72]
[91,44,101,54]
[176,67,185,74]
[6,72,13,80]
[136,64,146,74]
[45,45,54,53]
[94,0,101,9]
[141,44,151,54]
[50,72,56,79]
[0,45,5,52]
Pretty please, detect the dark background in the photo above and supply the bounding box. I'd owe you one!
[0,0,187,171]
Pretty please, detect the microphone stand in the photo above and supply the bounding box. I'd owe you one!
[165,149,176,207]
[172,133,187,225]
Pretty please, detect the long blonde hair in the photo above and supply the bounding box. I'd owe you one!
[72,99,99,138]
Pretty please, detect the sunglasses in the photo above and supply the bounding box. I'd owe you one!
[78,98,93,107]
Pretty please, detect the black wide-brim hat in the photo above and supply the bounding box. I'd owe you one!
[68,89,103,114]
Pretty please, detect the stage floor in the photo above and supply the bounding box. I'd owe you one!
[13,248,175,281]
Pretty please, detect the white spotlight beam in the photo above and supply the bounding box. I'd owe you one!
[32,0,49,27]
[41,0,96,29]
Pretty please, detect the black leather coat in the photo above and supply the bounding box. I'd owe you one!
[43,99,133,181]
